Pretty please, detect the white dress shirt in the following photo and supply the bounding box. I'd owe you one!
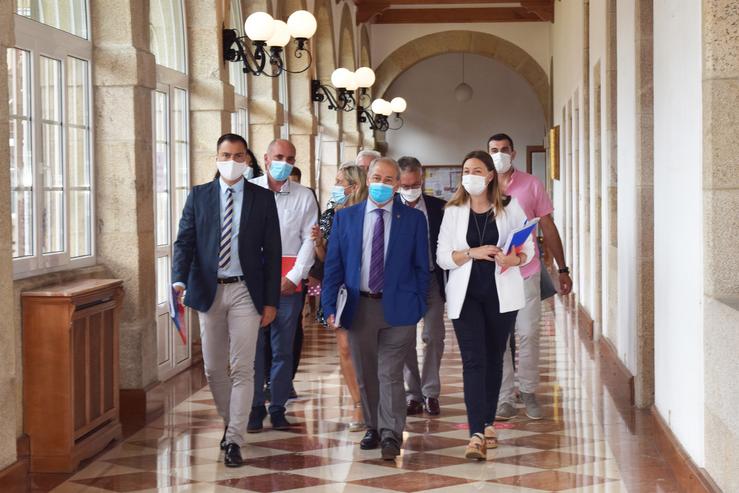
[250,175,318,286]
[360,199,394,292]
[218,177,246,278]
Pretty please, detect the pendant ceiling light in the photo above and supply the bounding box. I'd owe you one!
[454,53,473,103]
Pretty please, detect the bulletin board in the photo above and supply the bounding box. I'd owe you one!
[423,165,462,201]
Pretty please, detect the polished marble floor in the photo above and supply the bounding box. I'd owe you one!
[47,296,682,492]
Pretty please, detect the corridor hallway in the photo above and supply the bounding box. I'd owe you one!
[43,297,684,493]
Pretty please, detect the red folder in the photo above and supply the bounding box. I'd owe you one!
[282,256,303,292]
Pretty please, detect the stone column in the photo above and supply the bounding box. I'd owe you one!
[702,1,739,490]
[185,0,234,186]
[286,61,317,189]
[633,0,654,408]
[91,0,158,390]
[0,0,19,471]
[318,105,341,206]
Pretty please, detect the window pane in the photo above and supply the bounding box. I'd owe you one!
[155,91,170,246]
[16,0,89,39]
[228,0,246,95]
[149,0,186,72]
[67,57,91,258]
[156,256,169,305]
[172,88,189,236]
[8,48,34,258]
[40,57,64,254]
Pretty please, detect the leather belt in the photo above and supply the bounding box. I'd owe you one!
[360,291,383,299]
[217,276,245,284]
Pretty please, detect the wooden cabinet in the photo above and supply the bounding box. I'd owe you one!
[22,279,124,472]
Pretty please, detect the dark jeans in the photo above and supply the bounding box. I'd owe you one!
[264,286,307,388]
[452,290,517,436]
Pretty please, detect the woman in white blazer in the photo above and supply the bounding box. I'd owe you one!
[436,150,535,461]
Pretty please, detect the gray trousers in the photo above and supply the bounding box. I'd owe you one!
[500,271,542,402]
[348,297,416,441]
[404,274,446,400]
[198,283,261,447]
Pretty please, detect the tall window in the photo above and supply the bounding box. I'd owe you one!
[150,0,191,380]
[16,0,89,39]
[229,0,249,141]
[10,5,94,278]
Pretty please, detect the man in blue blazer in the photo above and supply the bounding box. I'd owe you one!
[322,157,430,460]
[172,133,282,467]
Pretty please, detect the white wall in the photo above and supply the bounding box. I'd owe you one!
[653,0,704,466]
[371,22,551,75]
[382,53,546,165]
[616,0,638,374]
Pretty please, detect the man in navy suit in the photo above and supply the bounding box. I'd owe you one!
[322,157,430,460]
[396,156,447,417]
[172,133,281,467]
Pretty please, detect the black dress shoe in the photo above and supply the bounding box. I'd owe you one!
[424,396,441,416]
[224,443,244,467]
[247,405,267,433]
[406,399,424,416]
[220,426,227,450]
[360,429,380,450]
[270,411,291,430]
[381,437,401,460]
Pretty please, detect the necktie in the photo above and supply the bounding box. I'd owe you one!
[368,208,385,293]
[218,188,234,270]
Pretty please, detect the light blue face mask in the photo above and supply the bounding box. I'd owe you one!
[243,166,254,180]
[331,185,349,205]
[368,183,394,204]
[269,160,293,182]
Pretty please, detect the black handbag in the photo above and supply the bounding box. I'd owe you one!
[540,259,558,300]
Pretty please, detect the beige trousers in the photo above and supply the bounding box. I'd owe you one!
[198,283,261,446]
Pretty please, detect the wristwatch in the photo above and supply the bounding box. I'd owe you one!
[558,266,570,274]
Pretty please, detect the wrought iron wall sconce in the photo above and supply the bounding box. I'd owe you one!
[223,10,317,77]
[312,67,376,112]
[358,97,407,132]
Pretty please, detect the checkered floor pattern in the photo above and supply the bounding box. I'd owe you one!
[52,299,627,492]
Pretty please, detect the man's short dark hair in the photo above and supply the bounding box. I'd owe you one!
[217,133,248,151]
[487,133,514,150]
[290,166,302,179]
[398,156,423,174]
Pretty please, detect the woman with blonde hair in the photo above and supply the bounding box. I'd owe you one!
[436,150,535,460]
[311,162,368,431]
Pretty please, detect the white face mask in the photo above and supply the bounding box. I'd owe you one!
[462,174,487,196]
[491,152,513,173]
[217,160,249,181]
[399,187,422,203]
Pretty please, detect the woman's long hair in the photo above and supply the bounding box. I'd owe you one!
[446,150,510,217]
[338,163,368,209]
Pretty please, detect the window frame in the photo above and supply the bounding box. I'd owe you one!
[11,14,95,280]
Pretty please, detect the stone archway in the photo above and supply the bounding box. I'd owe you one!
[373,30,551,125]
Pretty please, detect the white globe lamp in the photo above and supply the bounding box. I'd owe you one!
[244,12,275,42]
[266,20,291,48]
[390,97,407,113]
[355,67,376,88]
[287,10,317,40]
[331,68,353,89]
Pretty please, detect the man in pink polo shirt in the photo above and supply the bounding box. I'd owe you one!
[487,133,573,421]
